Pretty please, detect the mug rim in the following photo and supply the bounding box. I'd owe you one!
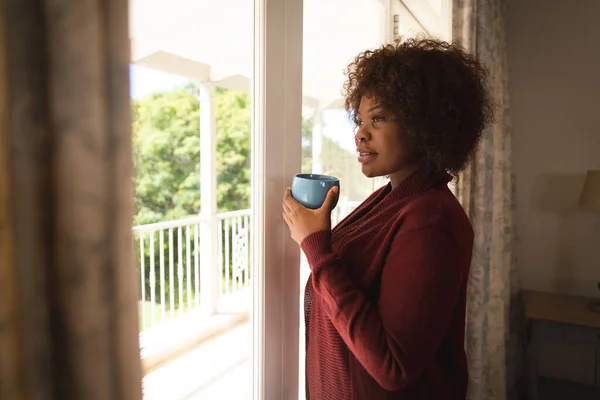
[294,173,339,182]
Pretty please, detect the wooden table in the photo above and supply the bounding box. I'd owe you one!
[524,290,600,399]
[524,290,600,328]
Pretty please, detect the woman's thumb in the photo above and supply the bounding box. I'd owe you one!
[321,186,339,211]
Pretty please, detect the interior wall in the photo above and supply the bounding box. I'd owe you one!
[506,0,600,297]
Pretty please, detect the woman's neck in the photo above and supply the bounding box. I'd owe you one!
[388,164,421,189]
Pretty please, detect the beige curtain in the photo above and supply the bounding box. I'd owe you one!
[453,0,527,399]
[0,1,142,399]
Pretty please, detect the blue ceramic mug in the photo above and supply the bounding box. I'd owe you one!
[291,174,340,210]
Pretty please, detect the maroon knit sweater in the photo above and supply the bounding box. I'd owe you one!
[301,171,473,400]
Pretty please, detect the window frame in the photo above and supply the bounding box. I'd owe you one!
[252,0,304,398]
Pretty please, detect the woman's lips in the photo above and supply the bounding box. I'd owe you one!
[358,152,377,164]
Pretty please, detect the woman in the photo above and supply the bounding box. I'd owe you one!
[282,37,493,399]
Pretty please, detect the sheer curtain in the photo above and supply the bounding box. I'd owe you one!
[452,0,527,399]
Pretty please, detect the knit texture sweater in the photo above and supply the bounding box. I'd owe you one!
[301,171,473,400]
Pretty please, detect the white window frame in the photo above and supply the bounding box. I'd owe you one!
[252,0,303,399]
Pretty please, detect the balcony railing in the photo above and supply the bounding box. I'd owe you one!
[132,197,359,332]
[133,209,251,331]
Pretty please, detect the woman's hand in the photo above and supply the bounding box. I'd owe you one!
[282,186,339,245]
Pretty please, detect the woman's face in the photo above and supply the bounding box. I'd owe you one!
[354,96,420,187]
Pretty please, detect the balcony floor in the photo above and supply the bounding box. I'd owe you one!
[143,321,252,399]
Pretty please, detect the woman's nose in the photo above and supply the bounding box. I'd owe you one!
[354,126,370,144]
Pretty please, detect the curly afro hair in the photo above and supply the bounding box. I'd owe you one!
[343,36,494,178]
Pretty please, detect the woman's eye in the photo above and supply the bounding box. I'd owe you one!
[372,116,385,124]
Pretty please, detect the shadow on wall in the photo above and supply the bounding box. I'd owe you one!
[529,173,600,295]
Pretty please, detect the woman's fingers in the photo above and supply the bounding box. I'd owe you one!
[282,212,292,226]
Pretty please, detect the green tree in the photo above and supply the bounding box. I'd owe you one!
[132,84,253,225]
[215,87,251,212]
[132,84,201,226]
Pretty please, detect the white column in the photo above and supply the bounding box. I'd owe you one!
[199,82,219,316]
[311,108,323,174]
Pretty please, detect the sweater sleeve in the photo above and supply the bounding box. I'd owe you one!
[300,226,468,391]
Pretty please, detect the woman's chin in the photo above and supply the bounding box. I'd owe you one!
[361,165,379,178]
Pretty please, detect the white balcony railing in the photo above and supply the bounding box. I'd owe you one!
[133,209,251,331]
[132,197,359,332]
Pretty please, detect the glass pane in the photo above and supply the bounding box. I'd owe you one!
[395,0,428,37]
[425,0,444,16]
[299,0,389,397]
[392,0,451,40]
[129,1,254,398]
